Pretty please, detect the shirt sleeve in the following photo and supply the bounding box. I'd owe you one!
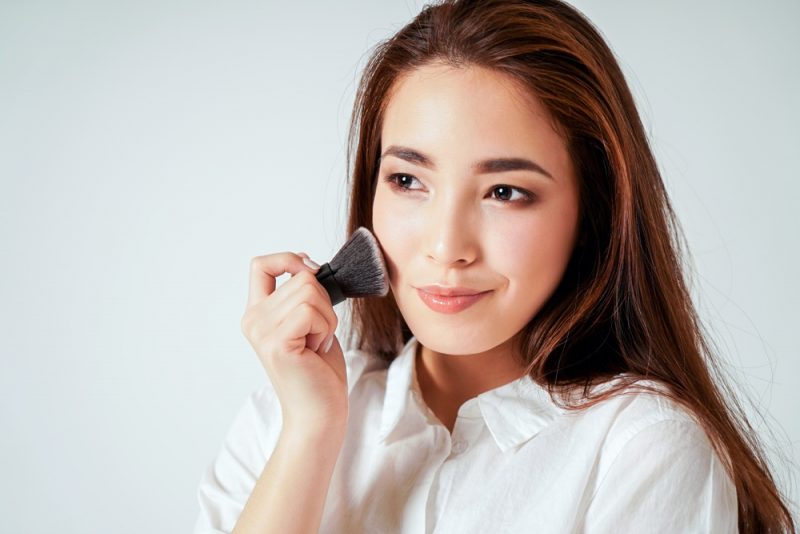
[582,418,738,533]
[192,385,283,534]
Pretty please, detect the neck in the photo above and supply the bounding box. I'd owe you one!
[414,336,529,416]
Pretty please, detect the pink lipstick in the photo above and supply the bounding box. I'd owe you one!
[416,287,491,313]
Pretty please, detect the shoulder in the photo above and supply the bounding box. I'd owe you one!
[575,376,714,470]
[577,377,738,531]
[588,376,702,450]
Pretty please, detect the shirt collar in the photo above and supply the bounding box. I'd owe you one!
[378,336,566,453]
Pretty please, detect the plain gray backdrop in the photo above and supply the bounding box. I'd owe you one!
[1,1,797,532]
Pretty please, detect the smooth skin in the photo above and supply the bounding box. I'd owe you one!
[373,62,581,433]
[234,252,347,534]
[230,60,581,532]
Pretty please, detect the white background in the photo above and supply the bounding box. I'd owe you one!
[1,1,797,531]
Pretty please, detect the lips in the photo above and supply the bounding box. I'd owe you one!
[417,284,487,296]
[416,287,491,313]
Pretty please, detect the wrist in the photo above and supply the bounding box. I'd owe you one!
[282,414,348,443]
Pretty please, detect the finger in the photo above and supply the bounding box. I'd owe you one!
[276,270,338,348]
[245,269,336,354]
[271,274,338,352]
[247,252,320,308]
[267,267,334,315]
[277,299,332,356]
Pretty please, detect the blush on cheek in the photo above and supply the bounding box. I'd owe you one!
[493,247,536,290]
[491,213,572,287]
[384,221,420,287]
[372,196,416,287]
[490,216,539,259]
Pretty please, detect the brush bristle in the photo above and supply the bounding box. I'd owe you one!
[328,227,389,298]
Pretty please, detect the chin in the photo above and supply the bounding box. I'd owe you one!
[403,317,503,356]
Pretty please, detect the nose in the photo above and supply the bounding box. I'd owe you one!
[424,194,479,267]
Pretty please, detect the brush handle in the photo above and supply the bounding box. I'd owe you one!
[315,262,345,306]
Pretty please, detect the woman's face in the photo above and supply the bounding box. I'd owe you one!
[372,62,580,356]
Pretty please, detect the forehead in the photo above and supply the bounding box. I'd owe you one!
[380,63,568,160]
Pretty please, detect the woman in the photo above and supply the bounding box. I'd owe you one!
[194,1,796,532]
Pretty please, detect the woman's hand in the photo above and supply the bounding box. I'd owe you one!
[240,251,347,435]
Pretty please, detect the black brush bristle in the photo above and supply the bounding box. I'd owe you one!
[315,226,389,305]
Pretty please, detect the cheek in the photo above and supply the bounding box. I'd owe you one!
[372,187,419,285]
[490,201,579,288]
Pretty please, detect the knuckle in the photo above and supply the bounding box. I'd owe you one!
[297,269,316,283]
[298,301,316,319]
[300,283,318,301]
[249,256,262,272]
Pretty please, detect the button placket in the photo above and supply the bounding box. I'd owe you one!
[447,400,483,457]
[451,439,467,455]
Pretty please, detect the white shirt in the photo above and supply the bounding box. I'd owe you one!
[194,336,738,533]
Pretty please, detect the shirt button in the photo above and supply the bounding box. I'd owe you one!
[451,440,467,455]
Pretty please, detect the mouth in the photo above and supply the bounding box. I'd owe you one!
[416,287,492,314]
[416,285,488,297]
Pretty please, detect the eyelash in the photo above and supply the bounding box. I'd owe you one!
[383,173,535,204]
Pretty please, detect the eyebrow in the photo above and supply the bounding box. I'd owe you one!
[378,145,554,180]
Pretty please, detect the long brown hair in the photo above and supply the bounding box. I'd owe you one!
[339,0,796,531]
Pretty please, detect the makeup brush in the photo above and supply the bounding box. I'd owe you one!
[314,226,390,306]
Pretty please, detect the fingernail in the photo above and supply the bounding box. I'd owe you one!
[303,257,320,270]
[323,334,334,353]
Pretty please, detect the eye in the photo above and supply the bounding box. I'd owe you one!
[384,173,423,192]
[489,185,534,203]
[384,173,535,204]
